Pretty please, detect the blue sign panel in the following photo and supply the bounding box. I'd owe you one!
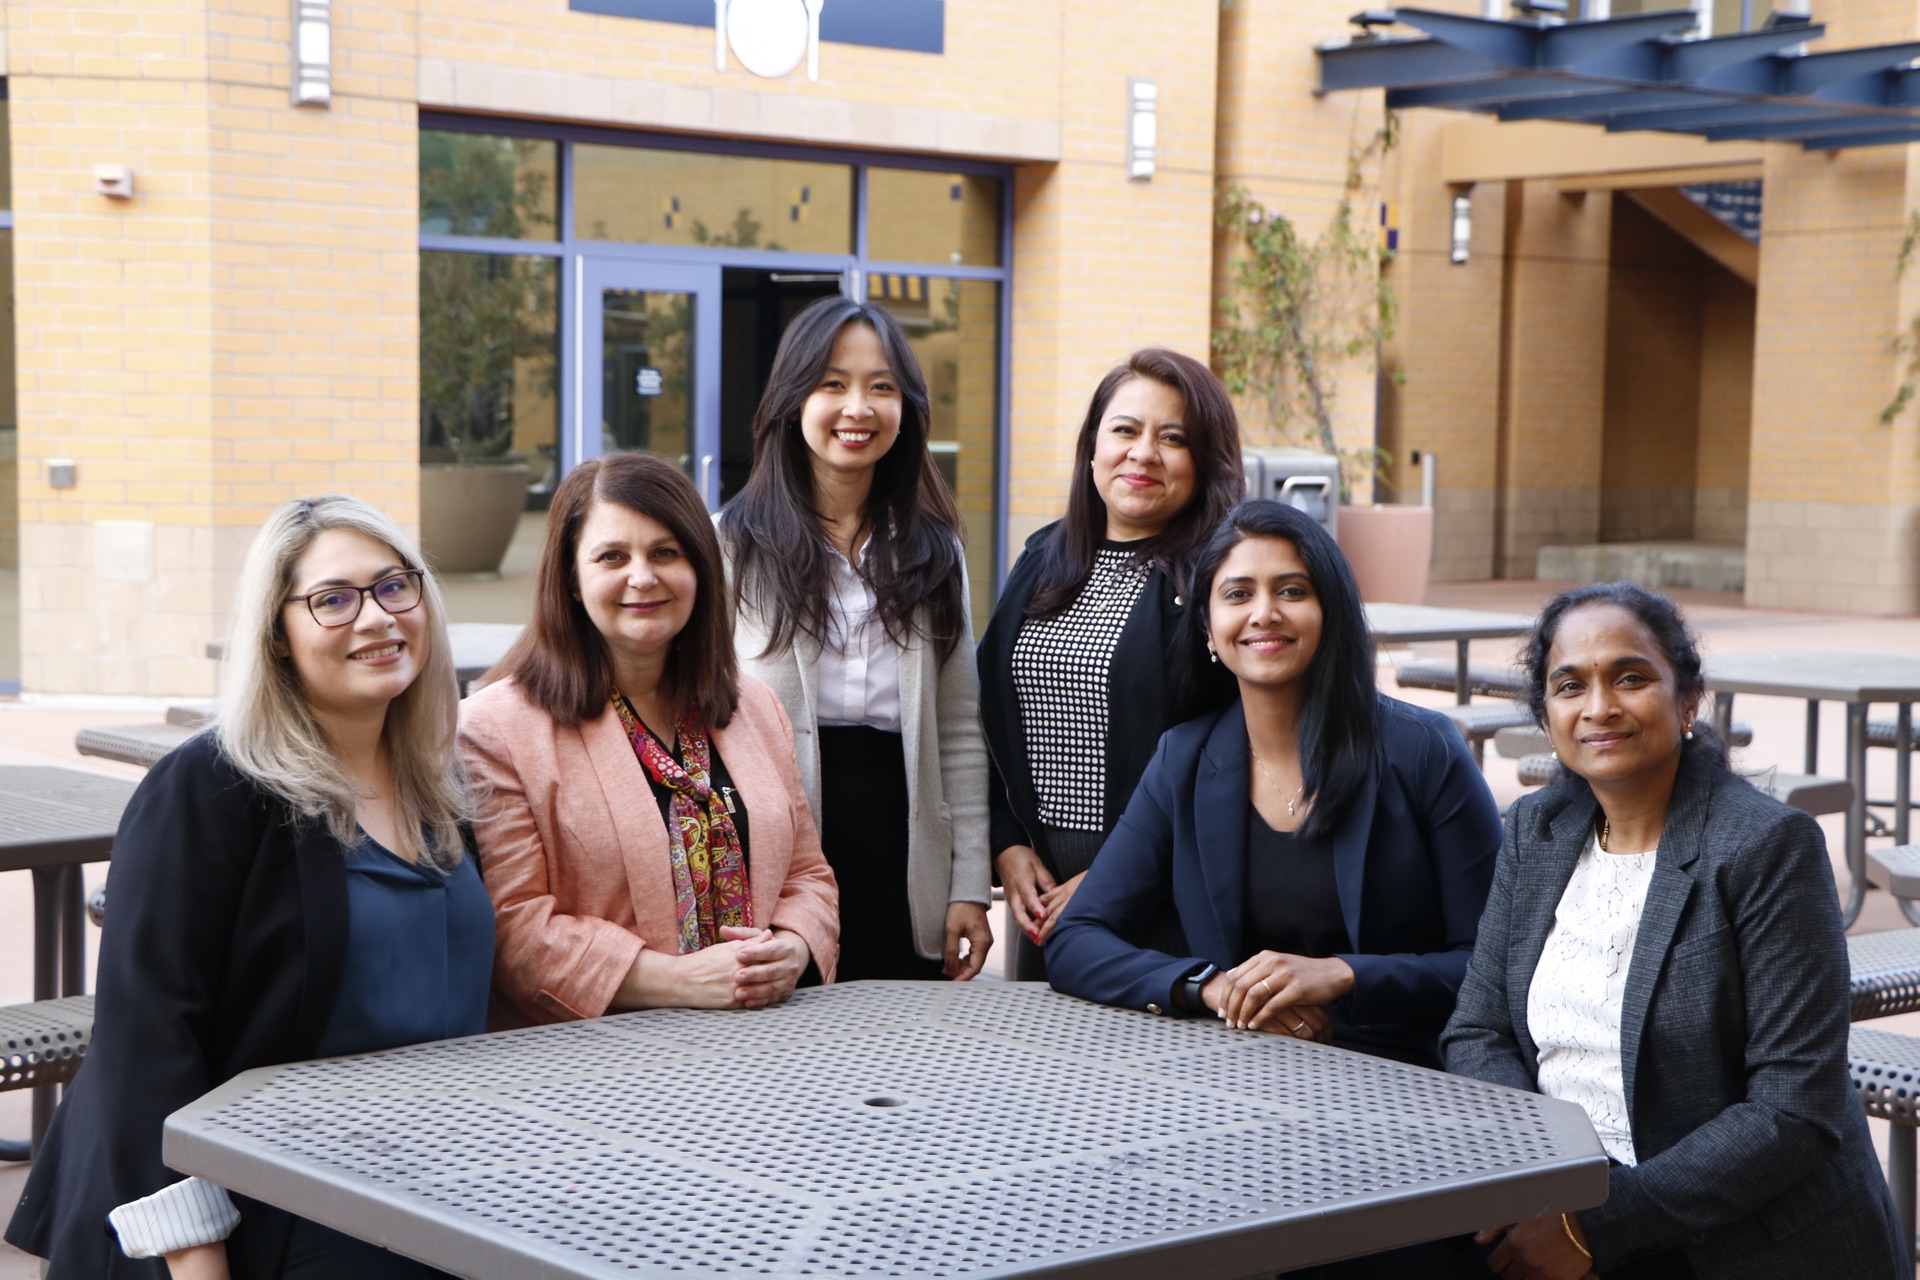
[569,0,944,55]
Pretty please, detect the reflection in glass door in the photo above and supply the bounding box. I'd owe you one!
[578,260,721,506]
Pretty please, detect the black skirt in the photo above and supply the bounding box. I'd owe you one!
[818,725,946,982]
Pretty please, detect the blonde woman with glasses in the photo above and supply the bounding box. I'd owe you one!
[7,496,484,1280]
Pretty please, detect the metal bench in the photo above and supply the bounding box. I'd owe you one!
[1849,1027,1920,1262]
[0,995,94,1162]
[1393,661,1529,700]
[1847,927,1920,1022]
[1434,703,1537,766]
[75,721,198,769]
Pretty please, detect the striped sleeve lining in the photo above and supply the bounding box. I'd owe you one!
[107,1176,240,1259]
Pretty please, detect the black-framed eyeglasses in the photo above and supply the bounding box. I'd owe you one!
[284,570,426,628]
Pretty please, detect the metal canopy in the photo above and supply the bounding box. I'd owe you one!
[1319,9,1920,150]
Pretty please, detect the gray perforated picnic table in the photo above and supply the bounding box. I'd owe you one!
[1363,604,1536,706]
[164,983,1607,1279]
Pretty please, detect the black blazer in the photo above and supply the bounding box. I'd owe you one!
[6,735,351,1279]
[976,522,1234,872]
[1442,753,1905,1279]
[1047,696,1501,1066]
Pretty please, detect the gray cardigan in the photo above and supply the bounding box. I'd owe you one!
[723,545,991,962]
[1443,752,1904,1279]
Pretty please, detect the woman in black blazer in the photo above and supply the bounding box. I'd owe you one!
[6,497,490,1280]
[1047,501,1501,1278]
[1443,583,1904,1280]
[977,348,1241,980]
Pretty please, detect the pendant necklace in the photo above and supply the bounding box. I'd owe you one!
[1250,747,1304,818]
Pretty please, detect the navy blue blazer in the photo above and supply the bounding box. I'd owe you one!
[1047,694,1501,1065]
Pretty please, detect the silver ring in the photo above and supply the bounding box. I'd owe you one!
[1292,1019,1309,1035]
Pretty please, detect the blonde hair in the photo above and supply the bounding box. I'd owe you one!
[216,495,469,865]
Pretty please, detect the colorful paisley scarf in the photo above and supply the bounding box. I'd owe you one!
[611,692,752,953]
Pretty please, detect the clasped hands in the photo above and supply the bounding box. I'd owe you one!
[1199,950,1354,1040]
[995,844,1084,947]
[1475,1214,1596,1280]
[618,925,811,1011]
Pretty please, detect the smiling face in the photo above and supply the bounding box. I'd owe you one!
[281,528,429,722]
[1206,535,1324,694]
[1090,376,1196,542]
[1542,603,1692,791]
[574,499,698,672]
[798,321,904,484]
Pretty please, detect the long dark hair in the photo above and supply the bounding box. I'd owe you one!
[1521,581,1729,772]
[491,453,740,729]
[719,295,967,661]
[1191,500,1377,840]
[1027,348,1243,620]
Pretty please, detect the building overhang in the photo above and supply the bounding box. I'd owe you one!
[1320,9,1920,151]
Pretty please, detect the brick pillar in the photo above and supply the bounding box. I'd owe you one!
[9,0,421,695]
[1006,0,1219,554]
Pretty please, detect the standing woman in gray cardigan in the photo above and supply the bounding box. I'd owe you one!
[719,295,992,981]
[1443,582,1903,1280]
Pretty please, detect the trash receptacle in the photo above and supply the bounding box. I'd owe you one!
[1243,447,1340,539]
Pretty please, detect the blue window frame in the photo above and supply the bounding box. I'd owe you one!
[418,112,1015,593]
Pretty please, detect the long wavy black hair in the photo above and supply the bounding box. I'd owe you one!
[1027,348,1244,620]
[1520,581,1729,773]
[1191,500,1378,840]
[719,296,967,661]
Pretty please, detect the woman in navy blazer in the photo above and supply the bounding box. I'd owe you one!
[1047,499,1501,1072]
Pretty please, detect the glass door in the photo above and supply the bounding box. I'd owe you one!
[576,259,723,507]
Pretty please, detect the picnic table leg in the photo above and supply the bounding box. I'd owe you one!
[1806,699,1820,775]
[1897,703,1912,846]
[60,865,85,998]
[1846,703,1869,930]
[1714,691,1734,741]
[1454,640,1470,706]
[30,867,60,1155]
[1893,1123,1918,1266]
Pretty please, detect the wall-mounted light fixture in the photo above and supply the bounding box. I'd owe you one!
[1450,192,1473,264]
[93,166,135,200]
[1128,79,1157,181]
[292,0,332,108]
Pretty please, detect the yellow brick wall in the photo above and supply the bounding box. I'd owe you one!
[1006,0,1220,553]
[1214,0,1388,491]
[8,0,420,694]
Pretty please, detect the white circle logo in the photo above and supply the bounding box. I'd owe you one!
[727,0,809,79]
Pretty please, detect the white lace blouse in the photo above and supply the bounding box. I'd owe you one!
[1527,832,1659,1166]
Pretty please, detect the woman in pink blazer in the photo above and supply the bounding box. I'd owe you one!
[461,452,838,1025]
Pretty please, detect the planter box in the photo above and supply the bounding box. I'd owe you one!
[1337,504,1433,605]
[420,464,530,576]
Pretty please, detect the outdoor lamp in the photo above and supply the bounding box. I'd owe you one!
[1129,79,1157,181]
[1450,193,1472,264]
[292,0,331,108]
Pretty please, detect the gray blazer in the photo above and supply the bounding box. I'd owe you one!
[1443,752,1904,1279]
[724,547,991,962]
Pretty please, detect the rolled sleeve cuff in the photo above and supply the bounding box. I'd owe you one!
[108,1177,240,1259]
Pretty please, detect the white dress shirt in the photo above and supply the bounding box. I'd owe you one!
[108,1176,240,1258]
[815,539,902,733]
[1528,832,1659,1166]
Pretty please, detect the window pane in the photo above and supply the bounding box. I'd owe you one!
[0,101,13,211]
[0,230,17,686]
[420,131,559,240]
[866,169,1003,267]
[870,276,1000,634]
[573,144,854,254]
[419,251,560,474]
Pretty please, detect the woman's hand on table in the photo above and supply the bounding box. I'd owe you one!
[1208,951,1354,1031]
[1033,872,1086,945]
[944,902,994,980]
[1477,1214,1595,1280]
[994,845,1056,943]
[1199,973,1332,1041]
[721,926,810,1008]
[164,1243,231,1280]
[618,937,758,1010]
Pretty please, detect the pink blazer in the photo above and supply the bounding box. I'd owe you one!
[459,674,840,1026]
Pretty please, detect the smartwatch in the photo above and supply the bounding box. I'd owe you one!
[1172,962,1220,1015]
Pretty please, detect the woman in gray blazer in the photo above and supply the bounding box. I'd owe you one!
[719,296,992,982]
[1443,582,1903,1280]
